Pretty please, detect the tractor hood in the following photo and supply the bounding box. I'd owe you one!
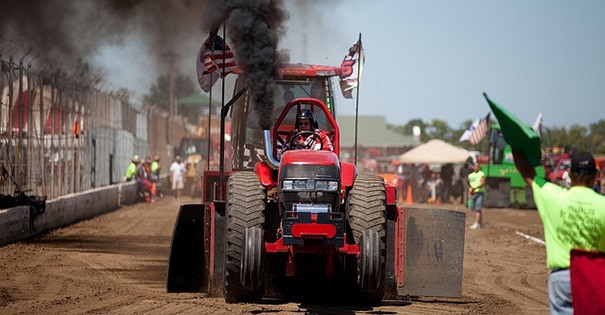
[280,150,340,167]
[278,150,341,186]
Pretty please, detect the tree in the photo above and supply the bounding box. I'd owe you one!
[589,120,605,154]
[389,118,605,155]
[388,118,429,142]
[143,72,196,111]
[426,119,453,141]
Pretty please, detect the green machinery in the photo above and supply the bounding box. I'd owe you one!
[483,125,545,208]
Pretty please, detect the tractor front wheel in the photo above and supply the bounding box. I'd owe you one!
[358,229,383,299]
[346,174,387,304]
[224,172,266,303]
[242,227,264,290]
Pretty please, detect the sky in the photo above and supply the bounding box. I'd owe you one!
[95,0,605,130]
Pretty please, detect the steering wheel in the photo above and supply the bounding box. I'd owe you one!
[288,131,324,150]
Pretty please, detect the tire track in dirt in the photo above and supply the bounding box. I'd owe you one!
[462,207,549,314]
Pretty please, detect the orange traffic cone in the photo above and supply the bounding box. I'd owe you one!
[406,185,413,204]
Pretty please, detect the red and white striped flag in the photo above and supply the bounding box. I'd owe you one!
[469,113,491,145]
[196,29,237,92]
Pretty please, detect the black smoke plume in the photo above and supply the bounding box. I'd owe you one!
[0,0,203,76]
[1,0,290,130]
[201,1,288,130]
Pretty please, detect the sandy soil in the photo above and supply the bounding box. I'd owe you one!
[0,195,550,314]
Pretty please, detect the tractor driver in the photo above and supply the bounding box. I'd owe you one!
[284,109,333,152]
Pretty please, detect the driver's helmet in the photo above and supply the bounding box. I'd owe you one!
[295,109,315,129]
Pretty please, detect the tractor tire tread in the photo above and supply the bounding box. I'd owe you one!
[224,171,265,303]
[347,174,387,242]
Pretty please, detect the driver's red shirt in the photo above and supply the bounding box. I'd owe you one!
[284,128,334,152]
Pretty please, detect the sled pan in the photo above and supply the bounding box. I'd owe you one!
[400,207,465,297]
[166,204,206,292]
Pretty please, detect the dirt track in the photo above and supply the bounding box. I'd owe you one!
[0,195,550,314]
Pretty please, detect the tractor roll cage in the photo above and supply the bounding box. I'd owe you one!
[270,97,340,162]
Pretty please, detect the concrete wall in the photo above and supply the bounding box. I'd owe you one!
[0,181,140,246]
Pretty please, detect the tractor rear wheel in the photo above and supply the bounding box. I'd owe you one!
[224,172,266,303]
[346,174,387,304]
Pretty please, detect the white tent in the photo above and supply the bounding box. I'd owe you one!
[399,139,470,164]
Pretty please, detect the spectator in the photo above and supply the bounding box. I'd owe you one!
[396,163,408,202]
[150,155,163,198]
[513,149,605,314]
[421,164,432,185]
[440,163,454,203]
[136,157,156,202]
[425,171,443,204]
[169,156,186,201]
[151,155,161,181]
[459,157,473,205]
[468,162,486,229]
[125,155,139,182]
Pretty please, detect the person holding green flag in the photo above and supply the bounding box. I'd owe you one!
[485,92,605,314]
[514,149,605,314]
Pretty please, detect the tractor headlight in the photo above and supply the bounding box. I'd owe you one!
[282,180,339,191]
[315,180,339,191]
[282,180,307,190]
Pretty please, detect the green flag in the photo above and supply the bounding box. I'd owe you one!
[483,93,542,167]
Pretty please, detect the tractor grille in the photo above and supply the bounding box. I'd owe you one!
[279,164,340,213]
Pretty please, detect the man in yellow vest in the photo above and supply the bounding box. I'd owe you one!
[150,156,160,180]
[125,155,140,181]
[468,162,486,229]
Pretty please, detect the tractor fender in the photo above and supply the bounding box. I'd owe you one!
[340,162,356,188]
[254,162,274,186]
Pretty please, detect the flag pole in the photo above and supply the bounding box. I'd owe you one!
[205,30,215,174]
[218,25,228,201]
[353,32,362,167]
[206,60,213,173]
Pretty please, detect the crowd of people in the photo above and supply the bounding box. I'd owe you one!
[125,154,190,203]
[395,159,474,206]
[394,155,604,207]
[125,155,161,203]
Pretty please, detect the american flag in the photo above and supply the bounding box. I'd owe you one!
[469,113,491,145]
[196,29,237,92]
[459,118,479,142]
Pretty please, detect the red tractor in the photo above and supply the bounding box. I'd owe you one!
[166,63,465,304]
